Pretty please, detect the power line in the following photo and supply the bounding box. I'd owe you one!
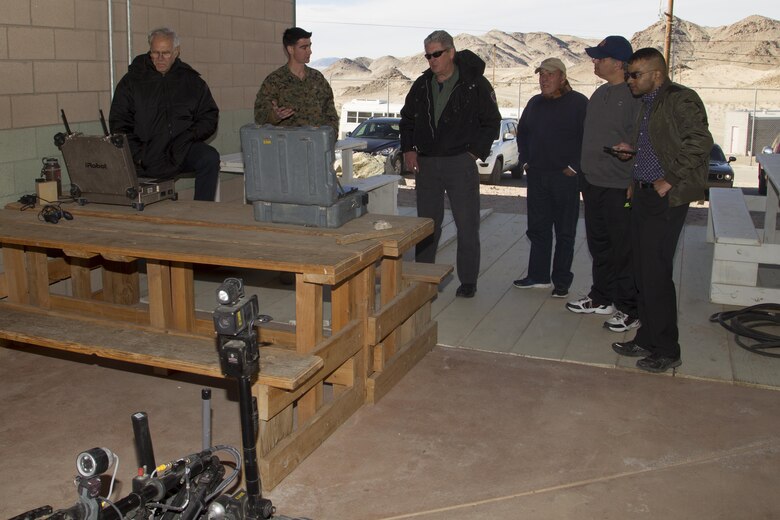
[682,56,780,66]
[297,19,497,33]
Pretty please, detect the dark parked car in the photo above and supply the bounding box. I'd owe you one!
[758,132,780,195]
[342,117,404,175]
[708,144,736,191]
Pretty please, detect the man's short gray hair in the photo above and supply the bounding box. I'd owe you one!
[148,27,180,47]
[424,30,455,50]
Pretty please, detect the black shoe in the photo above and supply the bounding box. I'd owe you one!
[611,341,651,357]
[636,354,682,374]
[551,287,569,298]
[456,284,477,298]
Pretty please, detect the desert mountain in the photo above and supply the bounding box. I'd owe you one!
[324,15,780,88]
[326,15,780,148]
[325,57,371,78]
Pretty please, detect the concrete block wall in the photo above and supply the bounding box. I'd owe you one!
[0,0,293,206]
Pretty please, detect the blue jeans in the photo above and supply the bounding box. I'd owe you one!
[525,169,580,290]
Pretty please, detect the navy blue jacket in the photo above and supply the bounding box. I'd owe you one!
[517,89,587,173]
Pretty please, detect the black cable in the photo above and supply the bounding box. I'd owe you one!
[37,203,73,224]
[100,496,124,520]
[709,304,780,358]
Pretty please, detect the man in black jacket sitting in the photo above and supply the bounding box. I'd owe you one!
[109,27,220,201]
[400,30,501,298]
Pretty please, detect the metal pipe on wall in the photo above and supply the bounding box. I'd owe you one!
[127,0,132,66]
[108,0,115,98]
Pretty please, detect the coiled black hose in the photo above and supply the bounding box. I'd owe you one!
[710,304,780,358]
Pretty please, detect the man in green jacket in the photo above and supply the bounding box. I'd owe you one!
[253,27,339,136]
[611,47,713,374]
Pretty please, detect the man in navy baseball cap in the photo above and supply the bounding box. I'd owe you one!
[585,35,633,62]
[565,34,642,338]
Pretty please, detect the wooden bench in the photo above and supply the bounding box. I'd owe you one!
[0,302,322,391]
[401,261,454,285]
[706,188,780,305]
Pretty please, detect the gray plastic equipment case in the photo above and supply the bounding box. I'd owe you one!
[252,191,368,228]
[241,124,369,227]
[241,124,339,206]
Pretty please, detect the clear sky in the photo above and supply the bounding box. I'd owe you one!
[296,0,779,60]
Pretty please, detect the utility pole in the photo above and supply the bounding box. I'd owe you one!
[664,0,674,66]
[492,44,496,84]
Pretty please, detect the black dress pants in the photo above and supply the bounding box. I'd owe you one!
[580,176,637,315]
[526,168,579,290]
[630,184,688,359]
[180,141,220,201]
[415,153,481,285]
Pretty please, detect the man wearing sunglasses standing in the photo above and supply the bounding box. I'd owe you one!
[566,36,642,334]
[400,30,501,298]
[611,47,712,373]
[110,27,220,201]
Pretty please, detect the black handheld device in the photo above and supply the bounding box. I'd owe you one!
[603,146,636,156]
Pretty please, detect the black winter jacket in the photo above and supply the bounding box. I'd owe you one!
[109,53,219,178]
[400,50,501,160]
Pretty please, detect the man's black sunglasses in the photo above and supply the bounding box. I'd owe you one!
[424,49,449,60]
[624,70,658,80]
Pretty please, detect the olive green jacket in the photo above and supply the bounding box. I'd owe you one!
[641,80,713,207]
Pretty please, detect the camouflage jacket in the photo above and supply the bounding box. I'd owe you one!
[253,64,339,135]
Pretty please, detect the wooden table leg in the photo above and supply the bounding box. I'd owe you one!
[26,247,50,308]
[170,261,195,332]
[102,259,140,305]
[376,257,402,370]
[3,244,29,304]
[146,260,173,329]
[296,274,323,423]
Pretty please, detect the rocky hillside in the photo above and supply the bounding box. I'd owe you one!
[324,15,780,88]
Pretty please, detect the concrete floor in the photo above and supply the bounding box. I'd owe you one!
[2,181,780,518]
[2,343,779,519]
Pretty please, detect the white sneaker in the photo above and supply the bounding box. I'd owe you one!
[565,296,614,315]
[604,311,641,332]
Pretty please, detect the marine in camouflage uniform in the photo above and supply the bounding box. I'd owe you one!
[253,64,339,134]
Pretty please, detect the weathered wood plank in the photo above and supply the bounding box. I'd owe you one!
[259,320,363,421]
[367,281,437,346]
[366,320,437,404]
[401,261,453,284]
[3,244,29,303]
[0,302,322,390]
[259,379,364,491]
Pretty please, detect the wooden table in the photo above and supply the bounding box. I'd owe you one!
[0,201,448,489]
